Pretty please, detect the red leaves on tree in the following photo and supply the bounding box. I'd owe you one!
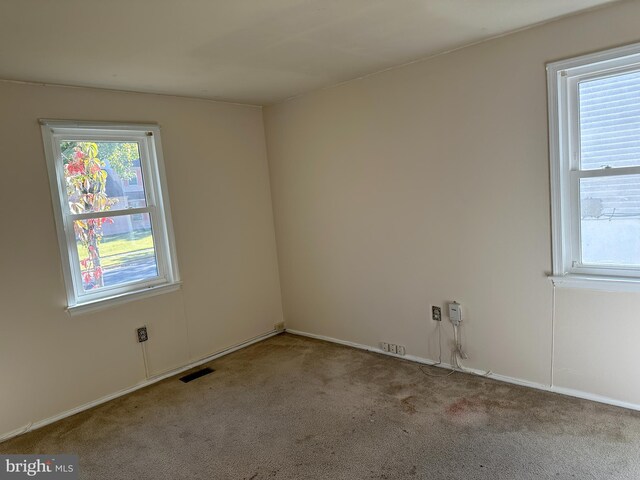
[66,159,85,175]
[65,143,119,291]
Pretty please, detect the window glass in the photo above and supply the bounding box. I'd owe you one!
[580,174,640,265]
[61,141,147,213]
[74,213,158,291]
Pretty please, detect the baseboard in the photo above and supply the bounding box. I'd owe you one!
[5,327,636,444]
[549,386,640,411]
[285,329,640,412]
[0,329,282,444]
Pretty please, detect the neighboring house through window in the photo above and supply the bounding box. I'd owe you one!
[128,173,139,186]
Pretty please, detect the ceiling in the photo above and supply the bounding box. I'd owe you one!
[0,0,619,105]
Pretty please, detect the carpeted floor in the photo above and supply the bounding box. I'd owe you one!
[2,333,640,479]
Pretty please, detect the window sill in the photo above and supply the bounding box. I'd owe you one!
[549,275,640,293]
[66,282,182,316]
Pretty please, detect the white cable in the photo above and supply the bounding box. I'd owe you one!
[452,324,464,367]
[419,309,493,379]
[419,321,456,378]
[452,322,492,377]
[435,321,443,364]
[550,284,556,387]
[141,341,150,379]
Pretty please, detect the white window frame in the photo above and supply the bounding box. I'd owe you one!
[41,120,180,314]
[548,42,640,291]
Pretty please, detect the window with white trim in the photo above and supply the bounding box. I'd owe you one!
[548,43,640,286]
[41,121,180,312]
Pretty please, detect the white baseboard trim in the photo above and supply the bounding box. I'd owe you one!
[0,329,282,444]
[549,386,640,412]
[285,329,640,412]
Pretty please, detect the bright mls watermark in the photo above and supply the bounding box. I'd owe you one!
[0,455,78,479]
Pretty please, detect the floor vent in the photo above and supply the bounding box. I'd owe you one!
[179,367,215,383]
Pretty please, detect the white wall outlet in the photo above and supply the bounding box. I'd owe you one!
[381,342,406,356]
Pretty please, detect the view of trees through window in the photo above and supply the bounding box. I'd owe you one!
[61,141,159,291]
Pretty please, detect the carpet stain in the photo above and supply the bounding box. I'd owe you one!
[295,434,314,444]
[400,396,417,414]
[2,333,640,479]
[446,397,479,416]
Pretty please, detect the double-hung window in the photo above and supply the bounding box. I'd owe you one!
[41,121,180,312]
[548,43,640,288]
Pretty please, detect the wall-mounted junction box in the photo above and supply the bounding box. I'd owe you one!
[448,301,461,326]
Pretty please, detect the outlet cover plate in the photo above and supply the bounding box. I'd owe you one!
[137,326,148,343]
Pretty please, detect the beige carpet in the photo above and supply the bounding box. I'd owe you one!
[2,333,640,479]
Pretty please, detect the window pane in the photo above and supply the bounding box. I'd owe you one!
[580,174,640,265]
[579,70,640,170]
[74,213,158,291]
[61,141,147,214]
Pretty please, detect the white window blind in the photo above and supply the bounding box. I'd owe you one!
[580,70,640,171]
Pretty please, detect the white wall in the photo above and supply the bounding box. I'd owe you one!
[263,1,640,406]
[0,82,283,438]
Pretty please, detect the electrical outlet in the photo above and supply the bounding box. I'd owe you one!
[381,342,406,356]
[137,326,148,343]
[431,305,442,322]
[274,322,285,331]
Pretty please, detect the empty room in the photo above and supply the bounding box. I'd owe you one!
[3,0,640,478]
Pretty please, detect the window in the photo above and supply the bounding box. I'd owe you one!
[548,43,640,288]
[41,121,180,312]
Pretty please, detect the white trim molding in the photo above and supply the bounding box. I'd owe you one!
[286,329,640,412]
[0,329,282,444]
[40,120,181,311]
[550,274,640,292]
[547,41,640,290]
[67,282,182,316]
